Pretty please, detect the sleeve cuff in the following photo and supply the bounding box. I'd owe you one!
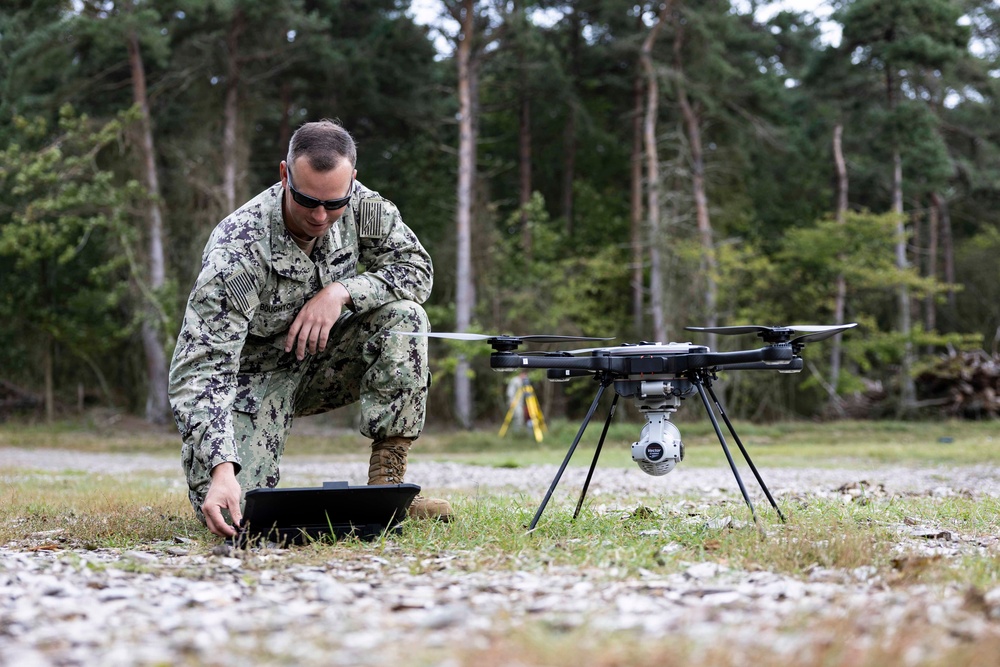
[207,454,242,477]
[338,275,380,314]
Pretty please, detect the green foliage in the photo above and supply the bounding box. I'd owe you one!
[486,192,630,338]
[954,226,1000,345]
[710,209,975,414]
[0,107,146,401]
[1,0,997,422]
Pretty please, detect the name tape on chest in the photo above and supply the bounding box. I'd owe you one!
[359,198,387,239]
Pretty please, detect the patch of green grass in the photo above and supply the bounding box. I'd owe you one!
[2,416,997,467]
[4,470,993,587]
[2,418,999,580]
[0,472,202,548]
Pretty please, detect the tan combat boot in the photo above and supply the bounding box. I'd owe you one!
[369,436,453,521]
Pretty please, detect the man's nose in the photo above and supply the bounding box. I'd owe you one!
[311,207,329,223]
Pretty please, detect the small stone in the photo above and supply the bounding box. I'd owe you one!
[211,544,232,557]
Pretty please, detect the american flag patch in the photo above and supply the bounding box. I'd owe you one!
[359,198,385,238]
[225,268,259,314]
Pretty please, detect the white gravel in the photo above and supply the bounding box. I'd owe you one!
[2,447,1000,665]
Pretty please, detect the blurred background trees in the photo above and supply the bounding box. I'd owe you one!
[1,0,997,426]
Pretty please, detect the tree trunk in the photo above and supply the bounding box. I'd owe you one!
[44,332,54,424]
[828,122,848,414]
[279,80,293,157]
[673,5,716,349]
[925,193,939,334]
[222,7,245,213]
[884,66,915,414]
[40,259,55,423]
[519,94,532,258]
[561,3,580,235]
[641,2,671,344]
[892,147,916,412]
[517,1,532,260]
[453,0,477,429]
[935,191,957,327]
[127,29,170,424]
[630,73,645,339]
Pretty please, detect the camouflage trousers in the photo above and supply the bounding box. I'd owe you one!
[185,299,429,519]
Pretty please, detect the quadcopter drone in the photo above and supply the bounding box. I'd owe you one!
[397,323,857,531]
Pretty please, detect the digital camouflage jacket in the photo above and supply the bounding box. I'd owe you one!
[168,181,433,476]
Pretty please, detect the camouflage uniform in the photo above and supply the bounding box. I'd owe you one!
[168,181,432,519]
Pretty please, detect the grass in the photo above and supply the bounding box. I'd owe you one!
[2,414,998,467]
[1,417,999,664]
[0,471,202,549]
[2,468,998,589]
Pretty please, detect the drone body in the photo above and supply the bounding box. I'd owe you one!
[397,323,858,530]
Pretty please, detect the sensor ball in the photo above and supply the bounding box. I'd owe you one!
[631,416,683,476]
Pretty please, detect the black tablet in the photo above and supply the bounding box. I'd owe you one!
[234,481,420,546]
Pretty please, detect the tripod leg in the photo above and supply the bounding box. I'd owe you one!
[572,393,620,520]
[528,389,548,434]
[528,381,608,532]
[693,378,762,530]
[498,387,523,438]
[705,383,786,523]
[527,390,544,443]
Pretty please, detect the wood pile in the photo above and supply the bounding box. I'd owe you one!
[915,350,1000,418]
[0,380,41,418]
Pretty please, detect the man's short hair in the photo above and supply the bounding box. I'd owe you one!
[287,119,357,172]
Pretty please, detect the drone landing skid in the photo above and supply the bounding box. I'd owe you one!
[527,370,786,533]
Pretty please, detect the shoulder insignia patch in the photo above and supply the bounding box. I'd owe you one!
[359,198,386,239]
[225,268,260,315]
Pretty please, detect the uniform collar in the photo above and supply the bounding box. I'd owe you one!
[269,183,316,282]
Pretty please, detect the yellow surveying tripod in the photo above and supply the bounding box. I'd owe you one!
[499,375,546,443]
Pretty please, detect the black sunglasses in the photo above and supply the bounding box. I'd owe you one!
[286,169,354,210]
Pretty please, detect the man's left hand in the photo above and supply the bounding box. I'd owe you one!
[285,282,353,360]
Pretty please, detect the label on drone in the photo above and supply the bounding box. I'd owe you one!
[645,443,664,461]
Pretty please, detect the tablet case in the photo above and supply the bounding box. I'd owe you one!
[234,481,420,546]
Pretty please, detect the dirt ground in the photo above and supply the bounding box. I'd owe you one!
[2,444,1000,665]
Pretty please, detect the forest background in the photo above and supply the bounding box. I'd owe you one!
[1,0,998,431]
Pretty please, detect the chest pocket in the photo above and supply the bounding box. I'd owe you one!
[249,273,313,338]
[323,247,358,284]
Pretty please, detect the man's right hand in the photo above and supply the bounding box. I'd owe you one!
[202,462,243,537]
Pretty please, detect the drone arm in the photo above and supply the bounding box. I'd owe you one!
[671,344,793,373]
[490,353,620,373]
[714,358,803,372]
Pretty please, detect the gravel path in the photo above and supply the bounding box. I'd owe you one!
[2,448,1000,665]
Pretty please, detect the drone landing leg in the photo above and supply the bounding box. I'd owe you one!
[528,379,610,532]
[572,393,620,520]
[704,383,786,523]
[692,377,763,531]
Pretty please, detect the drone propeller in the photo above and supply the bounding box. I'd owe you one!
[790,323,858,345]
[685,323,857,345]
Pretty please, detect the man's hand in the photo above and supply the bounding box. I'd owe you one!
[202,462,242,538]
[285,282,353,360]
